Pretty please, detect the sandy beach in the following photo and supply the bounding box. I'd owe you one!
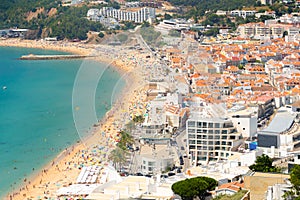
[0,38,152,200]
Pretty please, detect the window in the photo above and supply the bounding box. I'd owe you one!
[188,134,195,139]
[243,128,245,130]
[238,122,240,125]
[197,146,203,150]
[208,123,213,128]
[215,123,220,128]
[189,140,196,144]
[197,122,202,128]
[298,155,300,159]
[188,129,195,133]
[197,129,203,133]
[230,135,235,140]
[188,121,195,127]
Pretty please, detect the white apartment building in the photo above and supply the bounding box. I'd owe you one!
[186,117,243,165]
[260,0,273,5]
[229,111,257,138]
[88,7,155,23]
[135,144,176,175]
[266,182,292,200]
[279,14,300,24]
[237,22,296,39]
[230,10,256,18]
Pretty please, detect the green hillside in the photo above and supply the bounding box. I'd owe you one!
[0,0,103,40]
[168,0,258,18]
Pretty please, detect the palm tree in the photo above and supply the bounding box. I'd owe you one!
[117,130,134,150]
[108,147,128,171]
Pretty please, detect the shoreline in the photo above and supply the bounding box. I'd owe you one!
[0,38,148,200]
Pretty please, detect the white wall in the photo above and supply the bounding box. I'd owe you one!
[240,150,263,167]
[231,115,257,138]
[279,134,293,147]
[294,152,300,164]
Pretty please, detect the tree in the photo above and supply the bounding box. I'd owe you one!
[108,147,128,171]
[122,21,136,30]
[291,165,300,195]
[141,21,150,28]
[98,32,104,38]
[283,165,300,200]
[172,176,217,200]
[203,28,219,37]
[116,130,134,150]
[132,115,144,123]
[164,13,172,20]
[249,154,280,173]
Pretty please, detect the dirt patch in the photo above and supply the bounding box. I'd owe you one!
[48,8,57,17]
[26,7,45,21]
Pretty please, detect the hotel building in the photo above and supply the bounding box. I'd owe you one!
[88,7,155,23]
[186,117,243,165]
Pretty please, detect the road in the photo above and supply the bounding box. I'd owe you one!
[173,127,190,171]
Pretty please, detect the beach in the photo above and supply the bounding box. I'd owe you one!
[0,38,153,200]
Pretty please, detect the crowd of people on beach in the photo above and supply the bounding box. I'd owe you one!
[3,37,158,200]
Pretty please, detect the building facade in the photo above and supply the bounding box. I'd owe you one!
[186,117,243,165]
[87,7,155,23]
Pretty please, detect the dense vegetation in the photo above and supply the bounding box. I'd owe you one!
[167,0,257,18]
[109,130,134,171]
[171,176,218,200]
[0,0,105,40]
[283,165,300,200]
[47,6,103,40]
[249,154,281,173]
[0,0,60,28]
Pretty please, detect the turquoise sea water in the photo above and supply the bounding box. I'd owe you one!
[0,47,124,197]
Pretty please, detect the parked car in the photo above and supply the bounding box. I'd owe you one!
[168,172,176,176]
